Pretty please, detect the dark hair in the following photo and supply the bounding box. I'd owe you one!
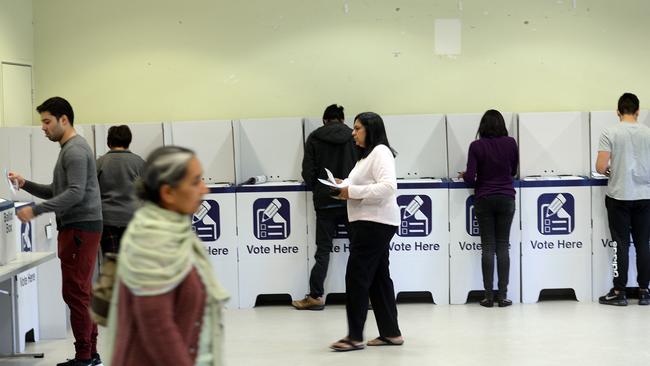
[107,125,133,149]
[476,109,508,139]
[354,112,396,160]
[323,104,344,123]
[136,146,195,204]
[36,97,74,126]
[618,93,640,115]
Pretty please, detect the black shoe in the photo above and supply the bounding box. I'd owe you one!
[498,299,513,307]
[639,289,650,306]
[598,288,627,306]
[479,298,494,308]
[56,359,92,366]
[91,353,104,366]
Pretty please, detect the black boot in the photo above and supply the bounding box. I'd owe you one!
[497,291,512,307]
[480,290,494,308]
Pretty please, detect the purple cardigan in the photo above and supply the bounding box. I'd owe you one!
[464,136,519,200]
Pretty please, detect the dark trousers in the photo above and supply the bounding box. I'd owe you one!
[345,221,401,342]
[474,194,516,299]
[605,196,650,290]
[58,228,101,360]
[100,225,126,255]
[309,207,349,298]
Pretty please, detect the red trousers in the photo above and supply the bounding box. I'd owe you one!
[58,228,101,360]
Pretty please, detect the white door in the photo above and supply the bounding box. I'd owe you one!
[1,63,33,127]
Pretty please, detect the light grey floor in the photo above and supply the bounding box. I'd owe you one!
[3,301,649,365]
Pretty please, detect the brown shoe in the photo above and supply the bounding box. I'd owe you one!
[292,295,325,310]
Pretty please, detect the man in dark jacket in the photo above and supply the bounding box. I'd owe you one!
[293,104,357,310]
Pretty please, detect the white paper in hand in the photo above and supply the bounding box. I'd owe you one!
[4,168,18,197]
[317,168,350,188]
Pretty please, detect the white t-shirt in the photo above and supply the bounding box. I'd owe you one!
[347,144,400,226]
[599,122,650,200]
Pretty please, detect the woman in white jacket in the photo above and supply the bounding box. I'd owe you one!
[330,112,404,352]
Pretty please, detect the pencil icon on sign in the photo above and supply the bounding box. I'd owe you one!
[545,194,567,217]
[403,196,424,220]
[262,199,282,222]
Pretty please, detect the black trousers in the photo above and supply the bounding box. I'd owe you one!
[100,225,126,256]
[605,196,650,290]
[345,221,401,341]
[474,194,516,299]
[309,207,349,298]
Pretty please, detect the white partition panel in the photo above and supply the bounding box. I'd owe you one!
[94,122,164,160]
[0,127,32,201]
[446,113,516,179]
[236,183,308,308]
[234,118,303,184]
[520,177,591,303]
[30,127,67,339]
[165,120,235,183]
[519,112,590,177]
[589,110,650,176]
[449,181,521,304]
[383,114,447,179]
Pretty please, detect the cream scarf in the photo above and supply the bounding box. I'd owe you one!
[106,202,229,366]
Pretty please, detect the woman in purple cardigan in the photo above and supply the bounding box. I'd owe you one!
[462,110,519,308]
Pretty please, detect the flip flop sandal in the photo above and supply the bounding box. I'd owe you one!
[330,338,366,352]
[367,336,404,346]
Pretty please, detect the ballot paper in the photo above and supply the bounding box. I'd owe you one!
[4,168,18,197]
[317,168,350,188]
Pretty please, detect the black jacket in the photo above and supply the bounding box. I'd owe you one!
[302,122,357,210]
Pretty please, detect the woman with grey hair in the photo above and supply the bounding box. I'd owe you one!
[106,146,228,366]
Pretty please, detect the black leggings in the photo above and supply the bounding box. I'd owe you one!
[475,194,516,299]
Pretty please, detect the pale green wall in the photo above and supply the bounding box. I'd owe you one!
[33,0,650,123]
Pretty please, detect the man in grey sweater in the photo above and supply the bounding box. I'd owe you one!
[10,97,103,366]
[96,125,144,254]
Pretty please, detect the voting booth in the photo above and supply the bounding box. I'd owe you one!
[305,190,350,298]
[393,180,450,303]
[29,126,67,339]
[448,182,522,304]
[13,202,39,352]
[383,114,450,302]
[166,120,239,306]
[192,185,239,307]
[234,118,309,308]
[590,110,650,299]
[303,117,352,299]
[519,112,591,303]
[446,113,521,304]
[0,199,17,265]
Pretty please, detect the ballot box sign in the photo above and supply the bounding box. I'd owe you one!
[397,195,432,237]
[21,221,32,252]
[192,200,220,241]
[465,195,480,237]
[253,198,291,240]
[537,193,575,235]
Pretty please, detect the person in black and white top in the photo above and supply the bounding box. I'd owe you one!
[329,112,404,352]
